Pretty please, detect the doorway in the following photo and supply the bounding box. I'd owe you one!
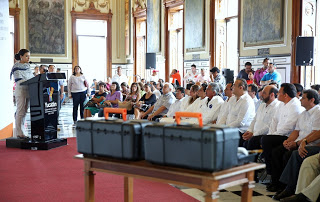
[136,20,146,80]
[76,19,107,83]
[168,6,184,80]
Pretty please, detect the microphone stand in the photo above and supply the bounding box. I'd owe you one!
[304,52,313,88]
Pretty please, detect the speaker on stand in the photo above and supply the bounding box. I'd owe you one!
[222,68,235,84]
[146,53,156,82]
[295,36,314,87]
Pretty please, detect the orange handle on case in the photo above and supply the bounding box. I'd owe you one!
[175,112,203,127]
[104,108,127,121]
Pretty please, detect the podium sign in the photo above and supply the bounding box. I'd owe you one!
[22,73,65,142]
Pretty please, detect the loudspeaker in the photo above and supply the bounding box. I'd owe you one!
[222,68,234,84]
[296,36,314,66]
[146,53,156,69]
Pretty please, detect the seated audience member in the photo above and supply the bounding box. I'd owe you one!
[120,82,129,100]
[185,81,195,96]
[242,85,280,150]
[90,79,98,95]
[248,84,260,112]
[141,83,176,121]
[152,82,162,99]
[184,84,208,112]
[210,67,226,90]
[170,69,181,86]
[138,82,145,97]
[260,83,304,192]
[98,82,122,117]
[141,78,146,84]
[293,83,304,99]
[260,63,281,85]
[273,91,320,200]
[39,65,48,74]
[134,83,157,119]
[256,86,264,107]
[269,89,320,195]
[84,82,107,118]
[112,66,128,85]
[185,83,224,125]
[196,68,210,83]
[215,82,234,124]
[156,82,163,94]
[247,71,254,84]
[149,70,159,82]
[280,153,320,202]
[160,87,186,123]
[124,82,141,117]
[254,58,269,86]
[311,84,320,94]
[217,83,226,100]
[158,78,164,84]
[222,78,256,146]
[48,65,65,105]
[184,64,199,83]
[269,81,279,89]
[180,84,200,110]
[237,62,252,80]
[105,77,111,91]
[33,65,39,76]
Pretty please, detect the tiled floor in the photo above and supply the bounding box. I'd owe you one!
[20,102,277,201]
[180,182,277,201]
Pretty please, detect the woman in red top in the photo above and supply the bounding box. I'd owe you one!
[247,71,254,85]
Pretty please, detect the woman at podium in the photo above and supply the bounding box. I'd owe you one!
[10,49,34,139]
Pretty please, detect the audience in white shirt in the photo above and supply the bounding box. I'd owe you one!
[267,89,320,194]
[223,78,256,146]
[215,82,233,124]
[242,85,280,150]
[196,69,210,83]
[260,83,304,189]
[160,87,186,123]
[184,64,199,83]
[112,66,128,85]
[248,84,260,112]
[184,84,208,112]
[199,83,224,124]
[179,84,200,111]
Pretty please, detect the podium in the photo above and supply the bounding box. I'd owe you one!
[7,73,67,150]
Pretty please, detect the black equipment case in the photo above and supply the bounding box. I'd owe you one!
[77,108,152,160]
[76,117,106,155]
[143,112,239,171]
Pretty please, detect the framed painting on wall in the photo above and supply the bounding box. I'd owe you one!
[242,0,286,47]
[147,0,160,53]
[185,0,205,52]
[26,0,66,56]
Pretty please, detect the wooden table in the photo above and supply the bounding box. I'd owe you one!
[75,154,265,202]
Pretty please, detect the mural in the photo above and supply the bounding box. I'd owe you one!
[27,0,65,55]
[242,0,284,45]
[185,0,205,50]
[147,0,160,53]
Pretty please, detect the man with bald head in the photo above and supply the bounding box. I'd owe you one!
[242,85,280,150]
[223,78,256,146]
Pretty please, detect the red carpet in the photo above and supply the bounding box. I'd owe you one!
[0,138,198,202]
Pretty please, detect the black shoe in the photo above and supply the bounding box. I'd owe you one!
[280,193,310,202]
[273,189,295,201]
[267,182,286,192]
[267,183,281,192]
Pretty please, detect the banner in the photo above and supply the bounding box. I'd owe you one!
[0,0,13,131]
